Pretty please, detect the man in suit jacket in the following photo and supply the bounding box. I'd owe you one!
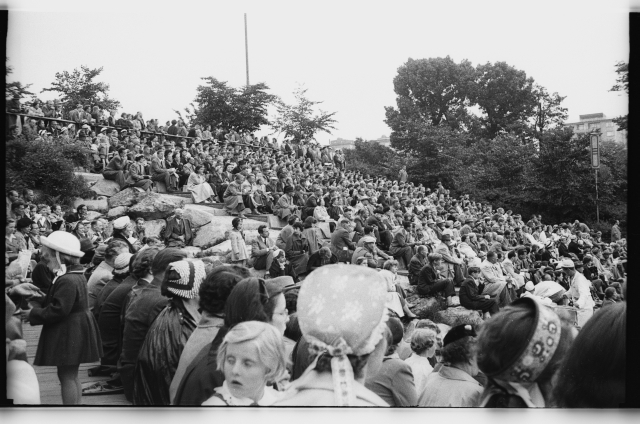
[480,251,513,307]
[302,188,322,220]
[434,234,463,281]
[164,209,193,247]
[69,103,85,123]
[251,225,277,270]
[150,148,176,193]
[125,155,153,191]
[330,219,356,262]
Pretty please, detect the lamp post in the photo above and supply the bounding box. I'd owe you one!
[244,13,249,87]
[590,133,600,223]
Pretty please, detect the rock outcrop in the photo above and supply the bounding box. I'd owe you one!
[128,192,184,220]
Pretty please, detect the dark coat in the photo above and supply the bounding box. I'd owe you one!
[459,277,498,314]
[29,266,103,366]
[164,217,194,246]
[172,329,227,405]
[417,264,448,296]
[133,298,198,405]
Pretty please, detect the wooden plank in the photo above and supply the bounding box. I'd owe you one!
[22,322,130,405]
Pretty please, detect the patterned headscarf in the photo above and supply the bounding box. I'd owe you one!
[297,264,389,405]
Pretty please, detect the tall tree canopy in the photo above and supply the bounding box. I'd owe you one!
[609,61,628,131]
[6,58,34,104]
[41,65,120,117]
[191,78,278,132]
[271,86,337,142]
[470,61,537,139]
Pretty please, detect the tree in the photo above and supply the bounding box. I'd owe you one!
[470,61,537,139]
[41,65,121,117]
[343,138,405,179]
[271,86,337,142]
[5,58,34,106]
[385,57,476,131]
[191,77,278,132]
[529,84,568,142]
[609,61,628,131]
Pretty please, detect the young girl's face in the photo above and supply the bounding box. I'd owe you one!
[223,341,269,401]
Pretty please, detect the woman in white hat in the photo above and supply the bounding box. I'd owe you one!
[559,258,595,327]
[21,231,103,404]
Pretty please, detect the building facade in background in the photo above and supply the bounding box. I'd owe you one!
[329,135,391,150]
[565,113,627,144]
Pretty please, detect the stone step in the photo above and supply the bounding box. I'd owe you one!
[157,193,193,204]
[184,203,229,217]
[268,215,288,230]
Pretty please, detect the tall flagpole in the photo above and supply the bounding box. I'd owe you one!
[244,13,249,86]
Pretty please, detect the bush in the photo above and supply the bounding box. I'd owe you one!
[5,137,93,206]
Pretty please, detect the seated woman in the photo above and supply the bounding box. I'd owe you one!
[379,268,416,319]
[223,173,248,219]
[202,321,287,406]
[187,165,216,204]
[102,148,129,190]
[313,198,331,222]
[268,249,299,283]
[273,186,299,221]
[477,297,577,407]
[459,263,499,320]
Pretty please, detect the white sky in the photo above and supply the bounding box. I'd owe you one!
[5,0,634,145]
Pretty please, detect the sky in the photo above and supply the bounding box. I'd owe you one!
[5,0,634,145]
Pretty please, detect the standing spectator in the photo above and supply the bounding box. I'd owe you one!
[610,220,621,242]
[22,231,102,405]
[558,259,595,328]
[228,217,249,267]
[399,165,408,184]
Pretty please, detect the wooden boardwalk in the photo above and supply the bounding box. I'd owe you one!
[22,325,130,406]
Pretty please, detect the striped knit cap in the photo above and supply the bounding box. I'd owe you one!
[165,259,206,299]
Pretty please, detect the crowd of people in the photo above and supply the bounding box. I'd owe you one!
[5,102,628,407]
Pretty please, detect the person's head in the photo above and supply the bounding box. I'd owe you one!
[384,316,404,355]
[287,215,299,226]
[257,225,269,239]
[428,252,443,267]
[299,265,390,403]
[478,298,576,406]
[410,328,438,358]
[441,324,479,376]
[76,204,87,217]
[232,217,243,231]
[292,222,304,234]
[199,265,252,315]
[223,277,287,335]
[174,208,184,220]
[39,231,85,272]
[486,251,497,264]
[131,247,160,279]
[104,239,129,267]
[7,190,19,203]
[216,321,288,401]
[16,217,33,234]
[151,247,188,279]
[382,259,399,274]
[22,189,34,202]
[554,302,625,407]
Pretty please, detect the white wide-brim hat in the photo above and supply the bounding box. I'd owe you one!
[40,231,85,258]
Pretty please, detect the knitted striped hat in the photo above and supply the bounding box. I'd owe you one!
[165,260,206,299]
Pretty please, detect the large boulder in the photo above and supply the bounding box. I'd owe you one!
[107,206,130,219]
[74,198,109,213]
[85,211,104,221]
[108,188,141,209]
[128,192,184,221]
[182,208,213,229]
[143,219,166,239]
[192,216,263,249]
[90,179,120,197]
[182,246,202,258]
[435,304,483,327]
